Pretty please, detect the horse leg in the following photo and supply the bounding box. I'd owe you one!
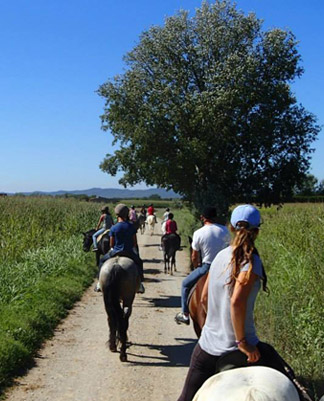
[119,317,128,362]
[119,306,132,362]
[173,253,177,272]
[171,254,175,276]
[107,315,117,352]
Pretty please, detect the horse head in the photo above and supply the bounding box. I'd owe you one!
[82,229,96,252]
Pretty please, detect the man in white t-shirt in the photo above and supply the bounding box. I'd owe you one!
[175,206,230,325]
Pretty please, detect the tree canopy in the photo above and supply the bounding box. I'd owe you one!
[98,0,319,217]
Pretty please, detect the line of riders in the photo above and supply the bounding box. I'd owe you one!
[91,203,181,293]
[91,203,312,401]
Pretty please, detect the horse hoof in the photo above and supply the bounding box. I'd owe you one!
[109,344,117,352]
[120,353,127,362]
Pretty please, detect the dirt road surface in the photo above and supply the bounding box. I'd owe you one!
[5,221,196,401]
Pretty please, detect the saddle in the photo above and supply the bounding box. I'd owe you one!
[216,349,248,373]
[97,229,110,243]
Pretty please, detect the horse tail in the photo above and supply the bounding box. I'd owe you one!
[102,262,126,347]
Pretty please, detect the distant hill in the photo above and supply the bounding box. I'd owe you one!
[12,187,180,199]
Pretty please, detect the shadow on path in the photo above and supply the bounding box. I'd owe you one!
[147,295,181,308]
[127,338,196,367]
[142,259,163,265]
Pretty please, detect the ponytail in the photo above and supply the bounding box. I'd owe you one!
[228,222,268,293]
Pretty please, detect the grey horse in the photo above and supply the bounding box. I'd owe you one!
[99,256,140,362]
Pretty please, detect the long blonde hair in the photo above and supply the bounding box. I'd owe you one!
[228,222,259,291]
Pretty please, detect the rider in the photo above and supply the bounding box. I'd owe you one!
[98,204,145,294]
[177,205,307,401]
[147,203,157,223]
[162,208,170,222]
[92,206,114,252]
[140,205,147,219]
[161,212,181,251]
[129,205,137,223]
[147,203,154,216]
[175,206,230,325]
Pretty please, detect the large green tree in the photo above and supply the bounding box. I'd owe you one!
[98,0,319,217]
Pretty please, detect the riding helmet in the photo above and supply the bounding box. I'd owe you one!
[114,203,129,219]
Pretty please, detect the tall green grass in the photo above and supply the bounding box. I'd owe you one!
[0,197,105,390]
[255,204,324,397]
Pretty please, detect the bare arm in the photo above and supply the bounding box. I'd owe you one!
[110,236,115,249]
[191,249,201,269]
[96,214,104,230]
[231,271,260,363]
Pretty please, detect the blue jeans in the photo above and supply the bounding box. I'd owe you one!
[181,263,210,314]
[92,228,105,249]
[99,249,115,268]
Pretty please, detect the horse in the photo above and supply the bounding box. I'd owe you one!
[162,233,181,275]
[146,214,156,236]
[82,229,110,266]
[193,366,300,401]
[161,220,167,235]
[188,273,208,337]
[99,256,140,362]
[138,213,146,234]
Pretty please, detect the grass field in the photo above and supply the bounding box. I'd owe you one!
[0,197,102,389]
[0,198,323,398]
[255,204,324,397]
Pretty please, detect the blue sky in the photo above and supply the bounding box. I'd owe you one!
[0,0,323,193]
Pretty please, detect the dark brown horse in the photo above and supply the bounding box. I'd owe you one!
[162,233,181,275]
[188,273,208,337]
[82,229,110,266]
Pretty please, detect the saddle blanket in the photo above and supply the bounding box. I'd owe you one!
[97,229,110,243]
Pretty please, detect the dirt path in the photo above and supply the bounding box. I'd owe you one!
[5,221,196,401]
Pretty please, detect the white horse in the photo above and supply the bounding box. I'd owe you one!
[193,366,300,401]
[161,220,166,235]
[146,214,156,236]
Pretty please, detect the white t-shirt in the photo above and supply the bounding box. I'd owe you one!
[191,223,230,264]
[199,246,263,356]
[163,211,169,222]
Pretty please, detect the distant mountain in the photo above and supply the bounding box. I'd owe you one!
[13,187,180,199]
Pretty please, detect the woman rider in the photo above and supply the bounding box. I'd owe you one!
[92,206,114,251]
[177,204,307,401]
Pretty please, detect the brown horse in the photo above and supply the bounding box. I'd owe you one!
[188,273,208,337]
